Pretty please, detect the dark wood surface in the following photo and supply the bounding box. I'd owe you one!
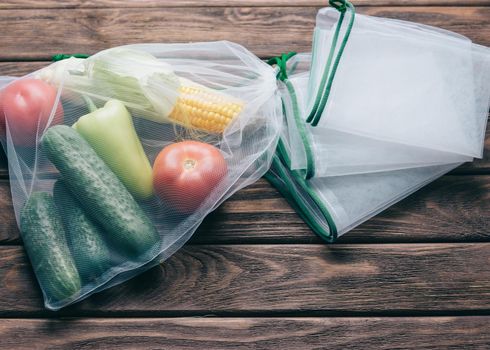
[0,6,489,60]
[1,243,490,315]
[0,0,489,349]
[1,317,490,350]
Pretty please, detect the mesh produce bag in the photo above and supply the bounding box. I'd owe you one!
[281,58,472,177]
[0,41,282,310]
[267,154,461,241]
[268,51,465,242]
[299,3,490,177]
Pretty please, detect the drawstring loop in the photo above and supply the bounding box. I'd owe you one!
[267,52,297,81]
[306,0,355,126]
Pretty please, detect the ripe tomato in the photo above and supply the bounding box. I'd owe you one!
[153,141,227,213]
[0,78,63,146]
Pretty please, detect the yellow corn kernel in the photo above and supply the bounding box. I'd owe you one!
[168,83,243,134]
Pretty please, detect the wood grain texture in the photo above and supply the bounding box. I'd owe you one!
[0,62,48,77]
[2,0,490,9]
[1,317,490,349]
[0,175,489,245]
[1,243,490,315]
[0,7,489,60]
[0,243,490,317]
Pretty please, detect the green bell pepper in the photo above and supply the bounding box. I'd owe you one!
[73,99,153,200]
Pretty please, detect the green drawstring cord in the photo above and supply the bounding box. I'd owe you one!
[52,53,90,61]
[264,1,355,240]
[267,51,316,179]
[267,51,297,81]
[268,0,355,179]
[306,0,355,126]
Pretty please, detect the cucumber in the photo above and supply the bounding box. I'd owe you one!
[20,192,81,303]
[41,125,160,258]
[53,180,112,283]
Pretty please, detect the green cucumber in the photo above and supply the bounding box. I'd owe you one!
[20,192,81,303]
[41,125,160,258]
[53,180,112,283]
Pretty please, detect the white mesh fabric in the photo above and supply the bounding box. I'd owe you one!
[308,8,490,160]
[286,72,472,177]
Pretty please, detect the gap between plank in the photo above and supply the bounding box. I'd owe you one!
[3,309,490,319]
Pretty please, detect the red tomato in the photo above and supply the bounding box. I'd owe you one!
[153,141,227,213]
[0,78,63,146]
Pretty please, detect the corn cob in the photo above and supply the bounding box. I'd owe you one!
[37,48,244,134]
[168,80,243,134]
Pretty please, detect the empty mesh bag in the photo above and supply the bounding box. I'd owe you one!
[268,52,466,242]
[0,41,282,310]
[266,154,460,241]
[281,54,472,177]
[302,4,490,177]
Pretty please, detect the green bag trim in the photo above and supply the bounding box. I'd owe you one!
[284,79,316,179]
[267,52,317,179]
[52,53,90,61]
[265,23,341,240]
[306,0,355,126]
[265,154,338,242]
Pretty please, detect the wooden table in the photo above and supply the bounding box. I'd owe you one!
[0,1,489,348]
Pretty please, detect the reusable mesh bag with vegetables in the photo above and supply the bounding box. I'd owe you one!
[0,41,282,310]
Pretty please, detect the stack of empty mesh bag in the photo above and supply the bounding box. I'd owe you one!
[266,1,490,242]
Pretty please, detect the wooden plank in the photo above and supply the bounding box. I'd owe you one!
[0,175,489,245]
[2,0,490,9]
[1,243,490,314]
[0,62,48,77]
[0,317,490,349]
[0,7,489,60]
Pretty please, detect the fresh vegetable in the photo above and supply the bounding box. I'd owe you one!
[42,125,160,258]
[153,141,227,213]
[53,180,112,283]
[0,78,63,146]
[73,99,153,199]
[37,48,243,133]
[20,192,81,302]
[169,80,243,133]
